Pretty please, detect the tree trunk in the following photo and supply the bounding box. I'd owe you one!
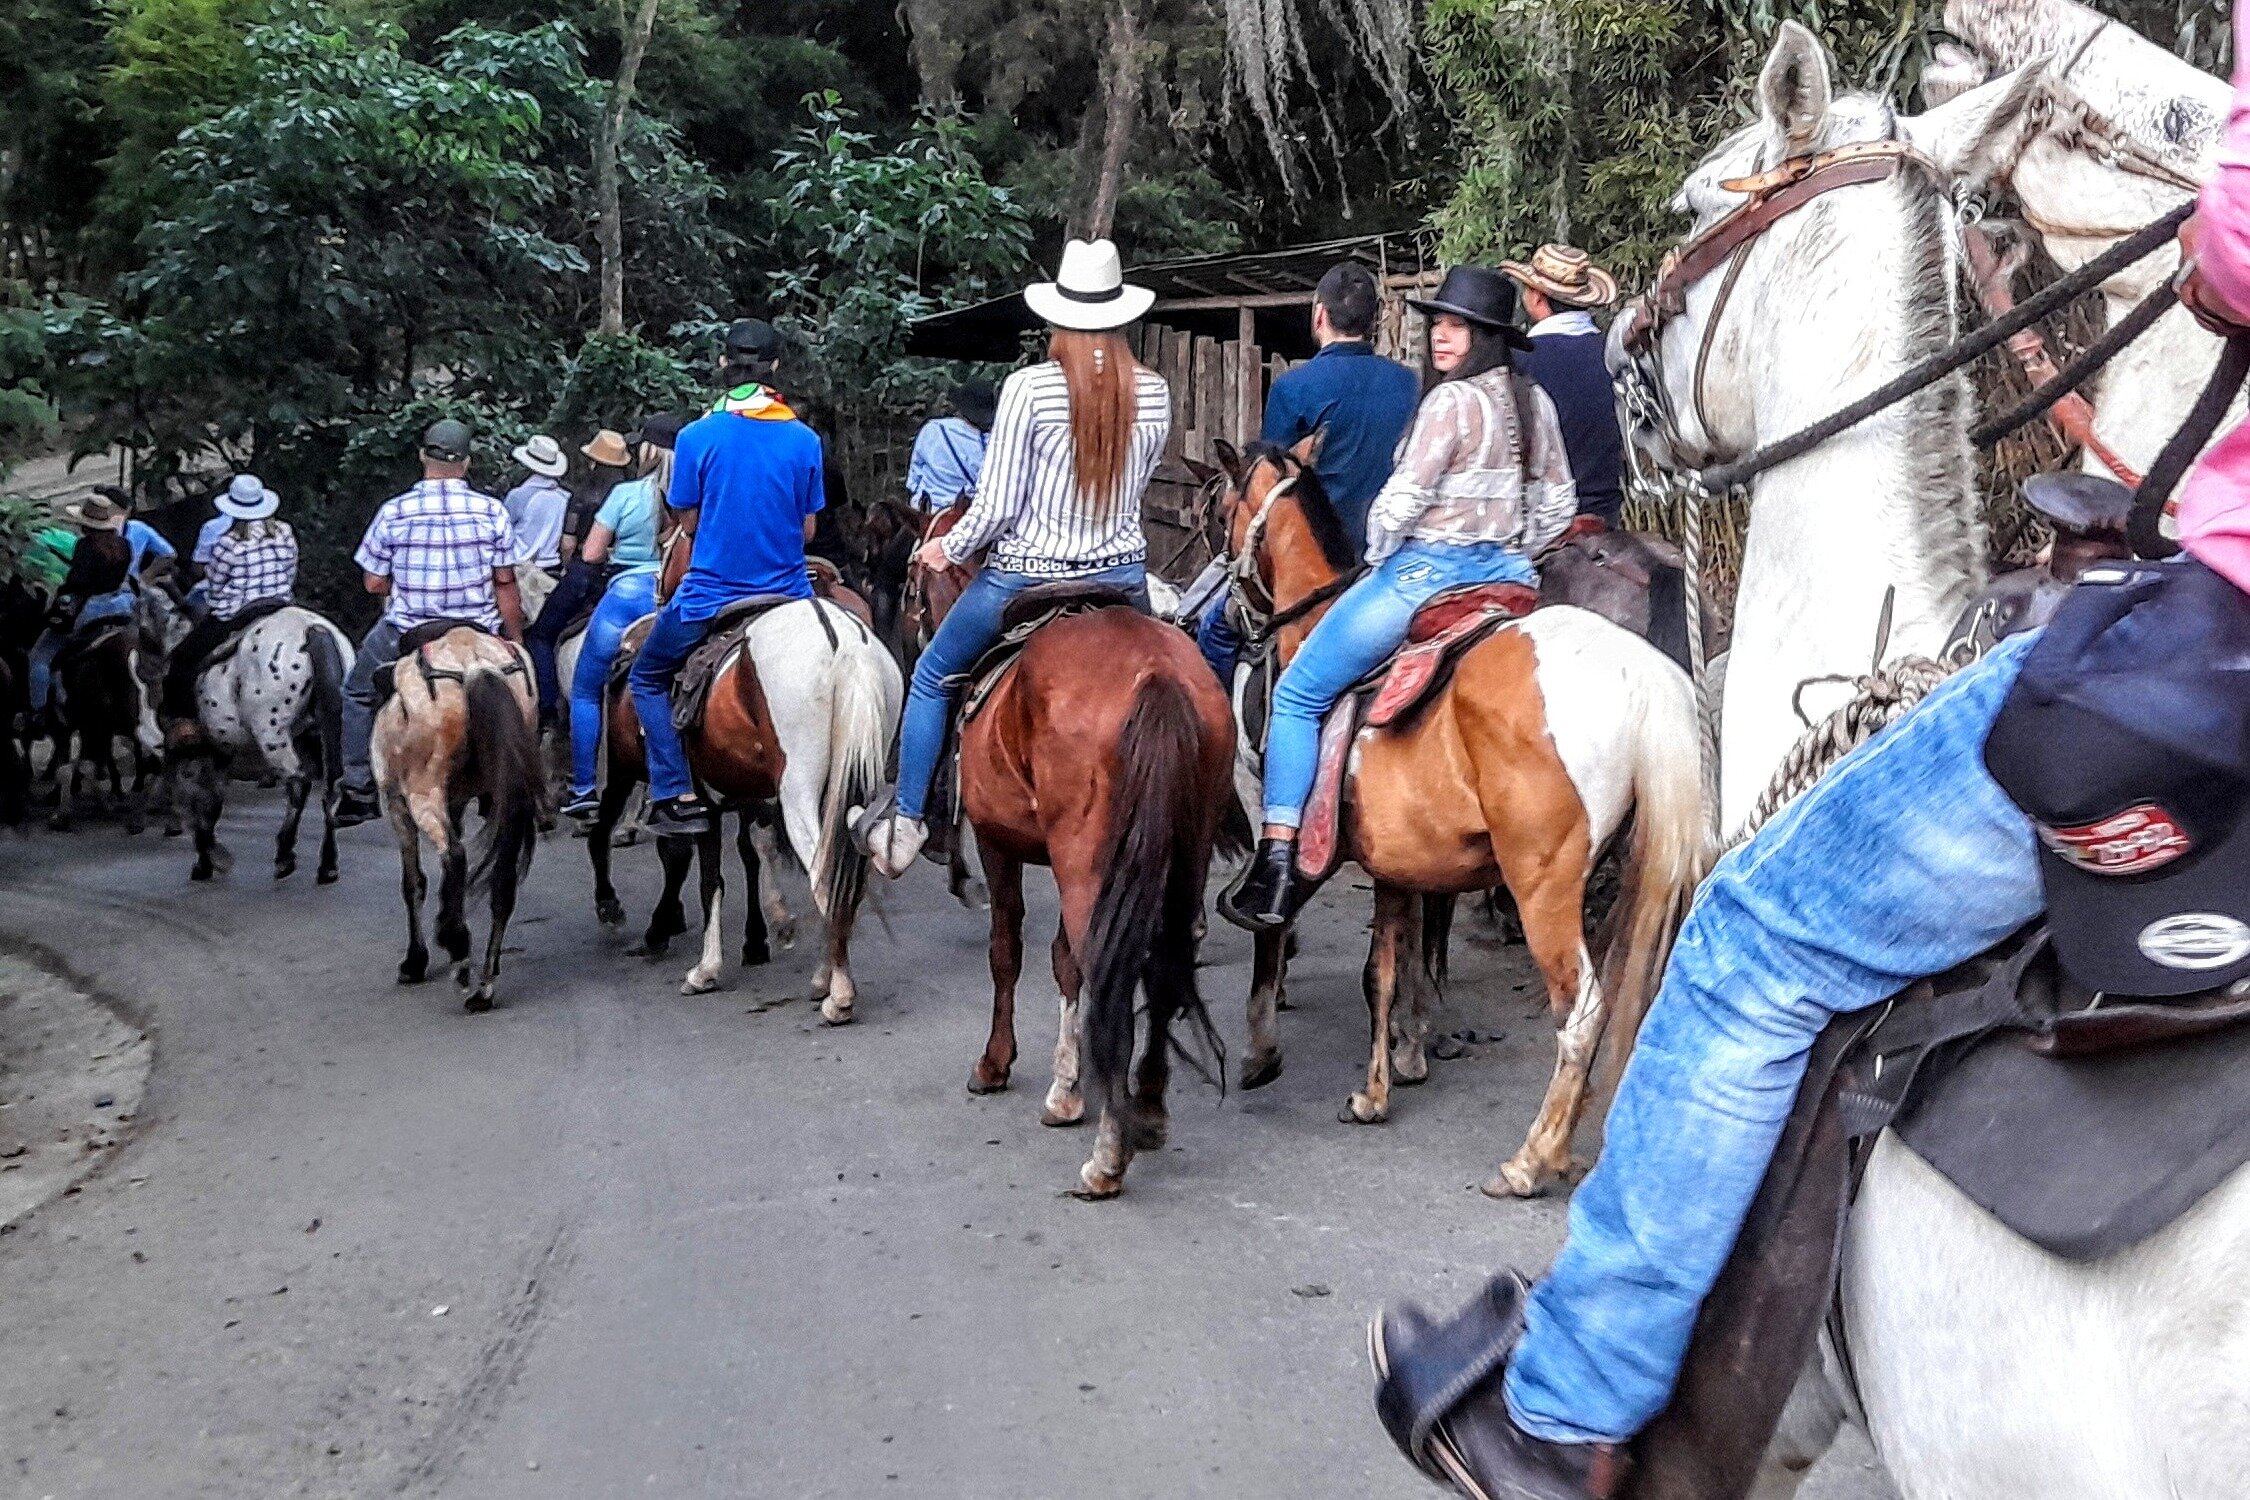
[595,0,662,337]
[1080,2,1145,241]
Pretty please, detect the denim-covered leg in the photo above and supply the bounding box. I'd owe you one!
[896,569,1023,820]
[627,606,706,802]
[569,573,655,795]
[1503,633,2048,1445]
[341,619,403,795]
[1260,569,1419,827]
[26,628,62,711]
[1197,595,1240,685]
[527,562,599,715]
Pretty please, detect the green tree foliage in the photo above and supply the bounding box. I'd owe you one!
[0,0,113,286]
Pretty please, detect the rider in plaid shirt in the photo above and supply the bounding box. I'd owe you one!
[160,477,303,743]
[333,420,524,826]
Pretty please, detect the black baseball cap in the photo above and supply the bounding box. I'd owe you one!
[1985,557,2250,996]
[627,412,686,451]
[421,419,473,462]
[722,319,783,362]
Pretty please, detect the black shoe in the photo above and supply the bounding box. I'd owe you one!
[1370,1274,1625,1500]
[333,789,383,829]
[644,796,715,840]
[558,790,602,822]
[1218,838,1311,932]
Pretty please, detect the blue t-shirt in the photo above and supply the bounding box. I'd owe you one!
[668,408,824,619]
[594,477,663,573]
[124,519,177,574]
[1261,342,1421,554]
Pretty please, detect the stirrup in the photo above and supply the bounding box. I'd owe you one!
[848,788,900,858]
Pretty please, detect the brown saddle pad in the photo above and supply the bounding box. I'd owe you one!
[1364,581,1540,730]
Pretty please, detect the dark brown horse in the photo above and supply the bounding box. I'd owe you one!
[914,551,1240,1198]
[48,616,160,833]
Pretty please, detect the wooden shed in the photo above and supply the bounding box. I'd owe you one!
[905,231,1438,579]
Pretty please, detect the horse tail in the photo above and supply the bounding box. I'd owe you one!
[1082,673,1224,1114]
[305,622,347,792]
[462,666,543,894]
[812,613,896,922]
[1591,656,1713,1111]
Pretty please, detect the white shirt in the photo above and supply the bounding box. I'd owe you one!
[1366,370,1578,562]
[1527,309,1600,340]
[503,475,569,571]
[940,359,1171,577]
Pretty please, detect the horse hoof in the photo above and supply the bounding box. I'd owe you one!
[1481,1160,1547,1200]
[1071,1165,1124,1200]
[953,878,990,912]
[628,938,669,961]
[742,943,771,968]
[190,862,214,883]
[772,921,798,951]
[164,821,183,838]
[1040,1096,1086,1129]
[1340,1094,1388,1126]
[681,972,721,996]
[317,867,338,886]
[1239,1049,1284,1090]
[1391,1050,1430,1086]
[819,996,854,1026]
[274,859,296,881]
[124,820,143,837]
[398,960,429,986]
[966,1064,1010,1095]
[464,992,494,1014]
[596,899,626,927]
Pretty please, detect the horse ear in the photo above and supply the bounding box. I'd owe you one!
[1183,457,1219,485]
[1759,20,1833,151]
[1910,60,2047,189]
[1210,439,1245,486]
[1295,426,1328,466]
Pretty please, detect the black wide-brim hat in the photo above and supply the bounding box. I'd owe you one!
[1986,558,2250,996]
[1407,266,1535,351]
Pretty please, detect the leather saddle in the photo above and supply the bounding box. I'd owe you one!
[196,598,293,678]
[667,594,803,734]
[1293,580,1541,880]
[1947,473,2134,656]
[371,617,497,707]
[1638,925,2250,1495]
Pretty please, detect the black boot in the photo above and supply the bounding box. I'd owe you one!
[332,786,383,829]
[1371,1273,1625,1500]
[1218,838,1311,932]
[644,795,715,840]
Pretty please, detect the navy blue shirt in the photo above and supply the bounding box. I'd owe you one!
[1517,319,1625,525]
[1260,341,1420,554]
[668,404,825,621]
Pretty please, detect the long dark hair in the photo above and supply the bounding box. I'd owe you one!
[1424,322,1516,393]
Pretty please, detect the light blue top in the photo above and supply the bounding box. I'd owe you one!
[904,415,987,510]
[124,519,176,573]
[594,477,663,574]
[192,514,232,565]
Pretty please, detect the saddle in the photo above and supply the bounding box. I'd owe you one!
[1947,474,2135,656]
[1636,926,2250,1496]
[196,598,293,678]
[1293,581,1541,879]
[667,595,805,734]
[371,618,496,708]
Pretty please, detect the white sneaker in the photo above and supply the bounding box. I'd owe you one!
[852,805,928,879]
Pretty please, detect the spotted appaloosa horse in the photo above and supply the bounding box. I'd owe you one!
[1216,439,1710,1196]
[910,553,1241,1199]
[373,627,544,1012]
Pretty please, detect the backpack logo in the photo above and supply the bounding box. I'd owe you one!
[2137,914,2250,972]
[2039,803,2192,876]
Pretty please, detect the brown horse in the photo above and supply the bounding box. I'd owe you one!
[1214,440,1710,1196]
[913,554,1240,1199]
[372,627,543,1011]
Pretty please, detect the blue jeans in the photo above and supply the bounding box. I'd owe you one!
[526,559,610,716]
[1261,541,1535,827]
[568,570,658,795]
[341,618,406,796]
[897,563,1149,821]
[1504,632,2045,1444]
[1197,595,1241,685]
[28,589,138,711]
[625,603,711,802]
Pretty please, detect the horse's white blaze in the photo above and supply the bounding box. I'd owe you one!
[1837,1134,2250,1500]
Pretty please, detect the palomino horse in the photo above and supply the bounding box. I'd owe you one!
[1215,440,1708,1197]
[912,553,1239,1198]
[1635,27,2250,1499]
[175,605,353,884]
[587,529,901,1016]
[372,627,543,1011]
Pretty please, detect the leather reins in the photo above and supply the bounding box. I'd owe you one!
[1222,456,1364,653]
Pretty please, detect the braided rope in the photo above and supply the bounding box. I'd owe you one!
[1733,654,1962,845]
[1681,477,1723,846]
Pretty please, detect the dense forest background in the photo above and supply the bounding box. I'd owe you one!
[0,0,2233,599]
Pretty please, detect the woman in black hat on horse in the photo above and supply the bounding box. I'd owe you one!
[1223,266,1584,929]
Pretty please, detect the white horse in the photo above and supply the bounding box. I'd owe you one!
[1616,22,1985,829]
[176,605,354,883]
[1647,26,2250,1500]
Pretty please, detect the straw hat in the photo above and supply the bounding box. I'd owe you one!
[63,493,128,531]
[1023,239,1155,332]
[511,433,569,478]
[580,430,631,469]
[1500,244,1620,310]
[215,473,280,522]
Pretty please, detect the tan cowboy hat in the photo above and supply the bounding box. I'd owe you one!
[1501,244,1620,310]
[580,429,631,468]
[63,493,128,531]
[1024,239,1156,332]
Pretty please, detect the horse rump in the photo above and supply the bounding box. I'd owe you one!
[812,623,893,923]
[1081,674,1224,1112]
[460,668,543,894]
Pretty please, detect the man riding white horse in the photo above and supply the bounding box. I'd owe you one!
[1366,21,2250,1489]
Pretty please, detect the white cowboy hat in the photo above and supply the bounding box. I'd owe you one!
[215,473,280,522]
[1023,239,1156,332]
[511,434,570,479]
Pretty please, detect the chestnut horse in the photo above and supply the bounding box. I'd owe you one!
[913,548,1239,1198]
[1214,440,1710,1196]
[587,528,901,1018]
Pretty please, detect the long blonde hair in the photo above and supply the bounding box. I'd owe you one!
[640,443,676,519]
[1049,328,1143,515]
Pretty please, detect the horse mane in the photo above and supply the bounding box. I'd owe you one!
[1243,441,1357,573]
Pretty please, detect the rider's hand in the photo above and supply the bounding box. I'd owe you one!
[914,537,954,574]
[2177,213,2250,337]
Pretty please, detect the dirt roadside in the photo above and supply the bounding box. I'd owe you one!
[0,943,152,1230]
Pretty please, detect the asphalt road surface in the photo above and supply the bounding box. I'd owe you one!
[0,790,1893,1498]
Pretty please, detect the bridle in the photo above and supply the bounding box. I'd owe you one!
[1219,453,1363,657]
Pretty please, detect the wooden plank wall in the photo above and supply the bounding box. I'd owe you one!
[1133,323,1298,579]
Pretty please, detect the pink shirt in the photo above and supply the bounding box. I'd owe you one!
[2176,0,2250,592]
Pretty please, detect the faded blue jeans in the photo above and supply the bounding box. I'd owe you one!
[1261,540,1534,827]
[896,562,1148,821]
[1505,631,2045,1445]
[567,568,659,796]
[625,603,710,802]
[28,588,137,711]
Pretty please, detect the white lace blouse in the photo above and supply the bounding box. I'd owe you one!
[1364,370,1579,564]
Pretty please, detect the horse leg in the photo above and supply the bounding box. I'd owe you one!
[1486,858,1602,1199]
[314,757,339,886]
[466,799,529,1016]
[274,774,310,881]
[682,826,728,995]
[817,874,861,1027]
[1042,926,1087,1129]
[47,732,76,831]
[632,832,693,958]
[435,805,473,972]
[968,842,1022,1095]
[746,811,796,951]
[589,773,635,927]
[186,757,232,881]
[1344,885,1415,1125]
[735,813,771,967]
[393,800,431,985]
[1241,928,1288,1090]
[1392,894,1450,1087]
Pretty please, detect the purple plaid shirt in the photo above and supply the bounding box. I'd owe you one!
[355,479,514,629]
[205,520,298,619]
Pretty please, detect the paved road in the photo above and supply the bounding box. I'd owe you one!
[0,791,1893,1498]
